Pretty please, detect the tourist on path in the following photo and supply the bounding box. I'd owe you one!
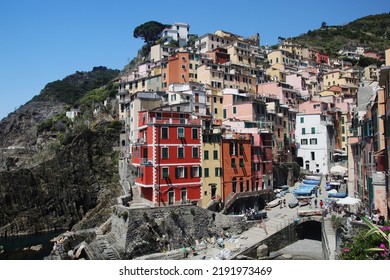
[314,198,318,208]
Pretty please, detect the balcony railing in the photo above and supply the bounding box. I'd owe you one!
[140,158,153,165]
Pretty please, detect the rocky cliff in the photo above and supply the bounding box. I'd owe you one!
[0,121,122,236]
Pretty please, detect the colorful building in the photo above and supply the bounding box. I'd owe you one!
[132,110,202,206]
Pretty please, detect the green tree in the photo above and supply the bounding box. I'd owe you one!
[133,21,170,47]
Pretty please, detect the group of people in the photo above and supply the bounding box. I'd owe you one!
[371,209,386,226]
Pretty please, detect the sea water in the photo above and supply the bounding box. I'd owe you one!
[0,230,63,260]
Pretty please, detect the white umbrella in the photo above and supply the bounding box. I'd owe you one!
[336,197,361,205]
[330,165,347,175]
[328,189,338,194]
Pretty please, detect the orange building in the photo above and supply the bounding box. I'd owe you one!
[221,132,252,201]
[162,51,198,90]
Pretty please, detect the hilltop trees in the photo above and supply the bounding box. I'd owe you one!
[133,21,170,48]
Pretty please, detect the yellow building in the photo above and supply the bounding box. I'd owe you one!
[323,70,359,96]
[266,63,285,82]
[205,89,224,120]
[278,40,308,59]
[226,40,256,68]
[201,127,223,208]
[197,63,256,93]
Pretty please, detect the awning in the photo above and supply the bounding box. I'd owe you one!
[336,197,361,206]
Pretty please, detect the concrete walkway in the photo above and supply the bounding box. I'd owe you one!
[187,176,337,260]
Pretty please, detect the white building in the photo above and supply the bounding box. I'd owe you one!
[296,113,334,174]
[161,22,190,47]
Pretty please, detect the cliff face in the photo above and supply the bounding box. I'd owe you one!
[0,121,122,236]
[0,101,65,149]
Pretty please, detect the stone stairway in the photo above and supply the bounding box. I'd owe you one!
[128,185,153,208]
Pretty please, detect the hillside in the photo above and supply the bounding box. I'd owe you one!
[290,13,390,56]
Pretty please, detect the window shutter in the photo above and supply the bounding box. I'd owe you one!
[175,167,179,179]
[184,167,187,178]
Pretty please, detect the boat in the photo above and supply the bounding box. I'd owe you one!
[266,199,281,208]
[328,192,347,198]
[305,175,322,181]
[298,198,311,207]
[303,179,320,185]
[292,187,314,196]
[326,181,340,191]
[247,211,268,220]
[288,198,298,208]
[299,183,317,189]
[275,185,290,192]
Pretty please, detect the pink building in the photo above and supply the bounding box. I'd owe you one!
[257,82,298,108]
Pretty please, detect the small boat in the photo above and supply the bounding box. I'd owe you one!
[298,198,311,207]
[247,211,268,220]
[275,185,290,192]
[303,179,320,185]
[288,198,298,208]
[328,192,347,198]
[305,175,322,181]
[326,181,340,191]
[292,188,313,196]
[266,199,281,208]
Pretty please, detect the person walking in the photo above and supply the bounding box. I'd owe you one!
[259,218,268,235]
[319,199,324,209]
[314,198,318,208]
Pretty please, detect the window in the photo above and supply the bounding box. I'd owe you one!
[233,107,237,114]
[213,150,218,159]
[177,147,184,158]
[162,147,169,159]
[232,178,237,192]
[156,112,162,120]
[176,166,187,178]
[180,188,187,203]
[302,128,306,135]
[171,94,176,101]
[204,168,209,177]
[178,127,184,138]
[239,144,244,155]
[231,158,236,168]
[204,150,209,160]
[215,167,221,177]
[181,64,186,69]
[191,166,200,178]
[162,127,168,139]
[223,109,227,119]
[192,147,199,158]
[310,138,317,145]
[213,96,217,103]
[301,139,308,145]
[192,128,198,139]
[162,167,169,178]
[311,152,315,160]
[239,158,244,167]
[311,127,315,134]
[229,142,236,155]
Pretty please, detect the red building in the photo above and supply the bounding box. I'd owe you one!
[221,132,252,201]
[132,110,202,206]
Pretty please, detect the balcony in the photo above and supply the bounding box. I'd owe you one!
[133,138,146,145]
[140,158,153,165]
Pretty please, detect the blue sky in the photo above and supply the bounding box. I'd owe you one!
[0,0,389,120]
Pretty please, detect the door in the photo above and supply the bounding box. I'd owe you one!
[168,190,175,205]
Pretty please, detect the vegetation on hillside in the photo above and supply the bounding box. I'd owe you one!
[290,13,390,57]
[33,66,119,106]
